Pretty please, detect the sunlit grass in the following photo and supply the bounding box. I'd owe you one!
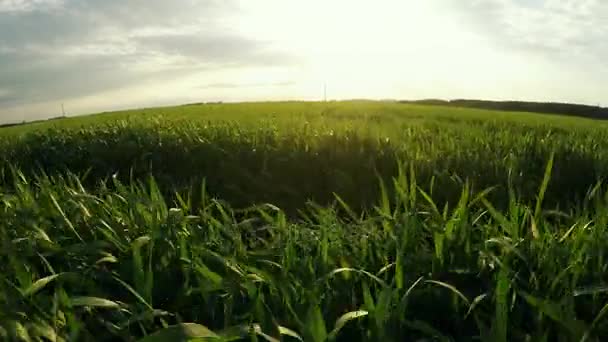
[2,101,608,340]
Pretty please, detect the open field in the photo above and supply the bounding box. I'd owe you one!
[3,101,608,340]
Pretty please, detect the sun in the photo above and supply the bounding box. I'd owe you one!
[228,0,485,99]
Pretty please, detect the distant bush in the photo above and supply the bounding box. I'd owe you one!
[402,99,608,119]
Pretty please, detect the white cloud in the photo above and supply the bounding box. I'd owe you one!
[0,0,298,122]
[0,0,63,12]
[455,0,608,60]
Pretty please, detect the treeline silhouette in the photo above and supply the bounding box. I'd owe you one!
[401,99,608,120]
[0,122,25,129]
[0,115,66,129]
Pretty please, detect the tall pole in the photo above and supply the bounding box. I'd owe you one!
[61,103,66,117]
[324,83,327,102]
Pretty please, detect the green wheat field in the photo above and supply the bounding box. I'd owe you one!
[3,100,608,341]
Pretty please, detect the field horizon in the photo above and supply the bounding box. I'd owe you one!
[4,97,608,131]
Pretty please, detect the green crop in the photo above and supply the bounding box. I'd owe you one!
[1,101,608,340]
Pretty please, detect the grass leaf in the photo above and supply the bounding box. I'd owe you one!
[137,323,219,342]
[71,296,121,309]
[328,310,368,340]
[22,273,65,297]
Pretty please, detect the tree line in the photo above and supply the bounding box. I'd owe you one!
[401,99,608,120]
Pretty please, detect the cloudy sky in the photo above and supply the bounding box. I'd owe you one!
[0,0,607,122]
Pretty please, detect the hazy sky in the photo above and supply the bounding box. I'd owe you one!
[1,0,607,122]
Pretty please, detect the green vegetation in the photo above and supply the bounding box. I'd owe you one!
[403,99,608,120]
[2,101,608,340]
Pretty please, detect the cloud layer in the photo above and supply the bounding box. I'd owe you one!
[1,0,608,122]
[451,0,608,60]
[0,0,296,120]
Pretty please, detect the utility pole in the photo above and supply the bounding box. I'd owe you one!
[324,83,327,102]
[61,103,66,117]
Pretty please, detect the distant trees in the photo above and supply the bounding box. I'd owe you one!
[401,99,608,120]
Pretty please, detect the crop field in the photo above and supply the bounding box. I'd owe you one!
[3,101,608,341]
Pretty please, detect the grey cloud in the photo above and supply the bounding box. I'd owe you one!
[134,33,299,67]
[0,52,136,105]
[0,0,63,13]
[68,0,237,29]
[0,88,15,103]
[198,81,296,89]
[0,0,295,116]
[0,47,232,107]
[445,0,608,62]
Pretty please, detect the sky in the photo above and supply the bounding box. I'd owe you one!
[1,0,607,123]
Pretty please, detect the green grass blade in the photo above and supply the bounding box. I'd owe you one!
[137,323,219,342]
[70,296,122,309]
[328,310,368,340]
